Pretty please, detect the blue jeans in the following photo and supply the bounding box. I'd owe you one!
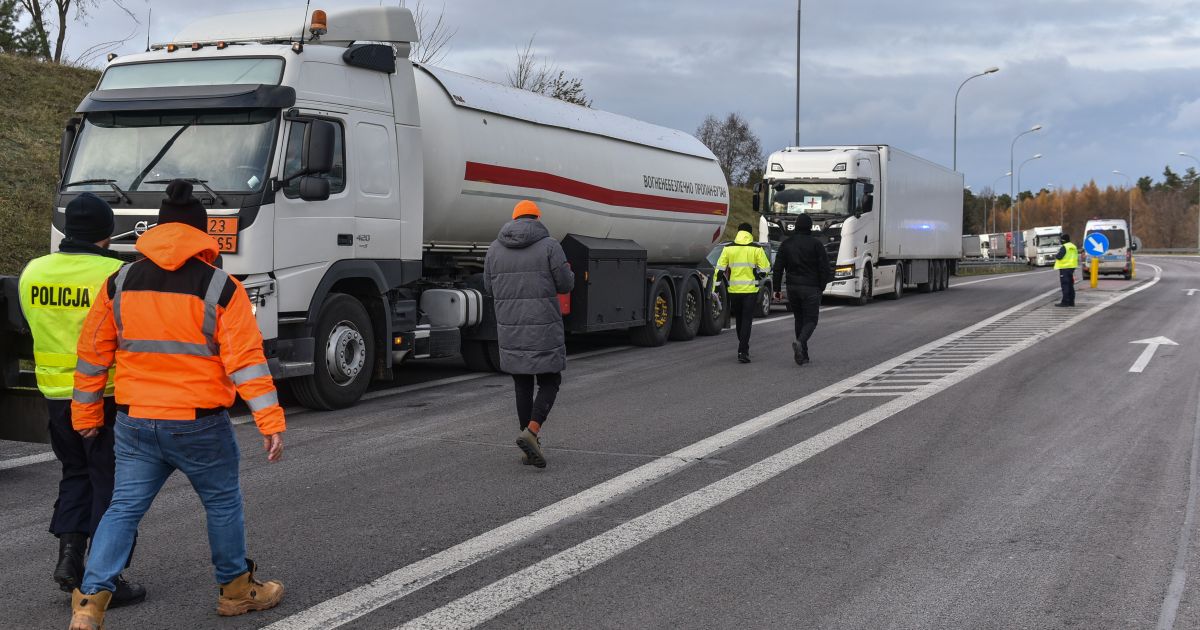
[81,411,248,594]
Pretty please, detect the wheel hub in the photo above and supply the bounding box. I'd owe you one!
[325,320,366,386]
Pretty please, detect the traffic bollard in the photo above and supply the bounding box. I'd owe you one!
[1131,257,1136,279]
[1090,257,1099,288]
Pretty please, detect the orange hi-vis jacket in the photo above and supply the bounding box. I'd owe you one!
[72,223,285,436]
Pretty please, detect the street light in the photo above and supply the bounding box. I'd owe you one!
[795,0,802,147]
[953,66,999,171]
[1112,170,1133,238]
[989,171,1011,233]
[1010,124,1043,259]
[1180,152,1200,252]
[1016,153,1043,259]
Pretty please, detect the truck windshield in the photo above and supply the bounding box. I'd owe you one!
[63,108,278,193]
[1037,235,1061,248]
[769,182,851,216]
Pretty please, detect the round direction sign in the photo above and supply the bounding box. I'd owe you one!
[1083,232,1109,257]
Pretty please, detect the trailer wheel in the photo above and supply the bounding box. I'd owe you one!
[853,265,873,306]
[918,262,934,293]
[699,286,728,336]
[939,261,950,291]
[462,339,501,372]
[291,293,374,410]
[631,278,673,346]
[669,278,702,341]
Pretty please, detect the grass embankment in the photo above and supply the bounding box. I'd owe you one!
[0,54,99,275]
[722,187,757,241]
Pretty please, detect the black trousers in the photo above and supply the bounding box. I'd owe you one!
[788,285,823,349]
[1059,269,1075,305]
[729,293,757,355]
[46,397,117,537]
[513,372,562,430]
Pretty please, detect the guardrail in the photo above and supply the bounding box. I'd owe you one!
[1137,249,1200,255]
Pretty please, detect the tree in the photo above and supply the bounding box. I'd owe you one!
[695,113,762,187]
[0,0,40,55]
[1136,176,1153,194]
[1158,165,1183,191]
[506,35,592,107]
[397,0,455,65]
[15,0,135,64]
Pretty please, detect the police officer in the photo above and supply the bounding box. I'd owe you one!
[18,193,145,606]
[713,222,771,363]
[1054,233,1078,307]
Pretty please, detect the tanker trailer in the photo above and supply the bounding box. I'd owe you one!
[52,5,730,410]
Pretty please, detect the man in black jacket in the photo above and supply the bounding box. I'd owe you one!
[772,214,833,365]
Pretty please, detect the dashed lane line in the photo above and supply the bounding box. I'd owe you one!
[0,452,57,471]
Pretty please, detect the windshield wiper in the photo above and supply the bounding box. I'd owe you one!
[145,178,226,206]
[62,179,132,205]
[129,121,194,191]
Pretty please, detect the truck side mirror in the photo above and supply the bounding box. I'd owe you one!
[303,120,336,176]
[1130,241,1138,251]
[752,182,762,194]
[862,193,874,213]
[752,193,760,212]
[60,117,80,178]
[298,176,331,202]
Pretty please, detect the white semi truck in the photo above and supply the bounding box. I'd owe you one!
[1021,226,1063,267]
[0,5,732,417]
[755,146,963,304]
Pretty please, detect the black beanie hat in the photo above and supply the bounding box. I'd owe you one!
[795,213,814,233]
[64,192,115,243]
[158,179,207,233]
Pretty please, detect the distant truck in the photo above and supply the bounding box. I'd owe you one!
[754,145,963,303]
[962,235,984,259]
[1021,226,1063,267]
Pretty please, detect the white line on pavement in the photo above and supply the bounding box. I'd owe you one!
[0,452,56,471]
[953,270,1054,286]
[1156,360,1200,629]
[264,286,1070,630]
[397,264,1164,630]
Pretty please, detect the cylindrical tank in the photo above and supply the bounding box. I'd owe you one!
[414,66,729,264]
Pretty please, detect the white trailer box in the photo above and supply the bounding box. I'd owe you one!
[877,147,963,260]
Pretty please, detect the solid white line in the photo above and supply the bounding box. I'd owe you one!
[264,286,1066,630]
[840,392,905,397]
[1156,361,1200,629]
[398,264,1165,630]
[953,269,1053,286]
[0,451,56,471]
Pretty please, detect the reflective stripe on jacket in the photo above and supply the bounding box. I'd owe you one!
[19,251,124,399]
[1054,242,1079,270]
[72,223,285,435]
[715,231,772,294]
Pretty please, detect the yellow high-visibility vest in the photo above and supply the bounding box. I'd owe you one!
[715,231,772,294]
[1054,242,1079,270]
[18,252,123,399]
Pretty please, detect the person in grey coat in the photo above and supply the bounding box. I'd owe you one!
[483,200,575,468]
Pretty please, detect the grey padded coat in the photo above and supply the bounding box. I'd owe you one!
[483,218,575,374]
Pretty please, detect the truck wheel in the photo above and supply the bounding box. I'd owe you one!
[631,278,673,346]
[941,261,951,291]
[884,263,903,300]
[754,287,772,318]
[918,262,934,293]
[291,293,375,410]
[698,286,728,336]
[669,278,702,341]
[462,339,501,372]
[853,265,873,306]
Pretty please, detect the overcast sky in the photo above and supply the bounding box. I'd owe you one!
[59,0,1200,194]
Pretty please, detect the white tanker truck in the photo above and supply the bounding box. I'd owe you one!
[7,5,731,414]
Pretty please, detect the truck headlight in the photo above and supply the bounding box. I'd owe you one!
[834,265,855,279]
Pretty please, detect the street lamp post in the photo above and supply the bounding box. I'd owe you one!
[953,66,999,172]
[1010,124,1043,259]
[1112,170,1133,239]
[990,171,1011,234]
[795,0,801,147]
[1016,153,1043,259]
[1180,152,1200,252]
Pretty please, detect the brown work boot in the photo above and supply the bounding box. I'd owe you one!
[216,559,284,617]
[69,589,111,630]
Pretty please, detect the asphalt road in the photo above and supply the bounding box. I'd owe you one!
[2,259,1198,629]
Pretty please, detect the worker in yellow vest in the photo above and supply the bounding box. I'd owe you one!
[1053,232,1079,307]
[714,223,772,363]
[18,193,145,607]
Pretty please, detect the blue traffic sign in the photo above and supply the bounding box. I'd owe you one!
[1083,232,1109,257]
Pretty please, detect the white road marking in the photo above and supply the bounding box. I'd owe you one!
[1156,363,1200,630]
[1129,336,1178,374]
[264,286,1068,630]
[1187,289,1197,296]
[397,264,1165,630]
[953,269,1053,286]
[0,451,56,471]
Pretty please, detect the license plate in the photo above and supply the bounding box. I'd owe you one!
[207,216,239,254]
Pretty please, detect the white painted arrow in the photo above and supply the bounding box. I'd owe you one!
[1129,336,1178,373]
[1187,289,1198,296]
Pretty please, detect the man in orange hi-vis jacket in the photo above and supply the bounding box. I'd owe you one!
[68,180,285,630]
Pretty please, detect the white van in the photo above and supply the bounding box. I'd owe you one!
[1081,219,1135,279]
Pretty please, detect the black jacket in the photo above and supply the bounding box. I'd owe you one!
[773,232,833,290]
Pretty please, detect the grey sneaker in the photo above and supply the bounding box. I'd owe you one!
[516,428,546,468]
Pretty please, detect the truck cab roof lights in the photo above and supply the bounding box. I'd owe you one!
[191,42,203,51]
[106,53,117,62]
[291,41,304,54]
[310,10,329,37]
[166,44,178,53]
[216,41,227,50]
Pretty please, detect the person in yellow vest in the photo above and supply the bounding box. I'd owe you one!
[713,223,772,363]
[18,193,145,607]
[1054,232,1079,307]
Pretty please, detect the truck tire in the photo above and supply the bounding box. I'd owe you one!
[290,293,374,410]
[631,278,673,346]
[669,278,702,341]
[918,261,934,293]
[883,263,904,300]
[853,265,873,306]
[698,286,728,336]
[941,261,951,291]
[462,339,501,372]
[754,286,772,318]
